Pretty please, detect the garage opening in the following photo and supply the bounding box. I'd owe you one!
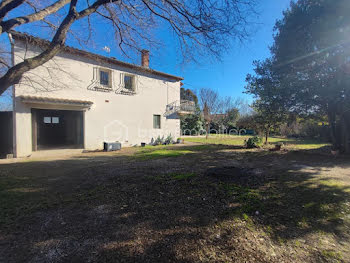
[0,111,13,158]
[32,109,84,150]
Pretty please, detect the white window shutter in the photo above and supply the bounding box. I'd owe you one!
[93,67,98,81]
[110,70,113,88]
[120,73,124,88]
[133,76,138,92]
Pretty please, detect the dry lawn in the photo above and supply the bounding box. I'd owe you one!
[0,141,349,263]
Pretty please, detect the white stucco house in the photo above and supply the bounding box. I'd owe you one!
[10,31,194,158]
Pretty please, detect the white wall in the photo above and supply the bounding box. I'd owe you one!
[13,41,181,157]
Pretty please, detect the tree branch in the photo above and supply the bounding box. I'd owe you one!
[0,0,256,96]
[0,0,79,93]
[0,0,70,34]
[0,0,122,94]
[0,0,26,22]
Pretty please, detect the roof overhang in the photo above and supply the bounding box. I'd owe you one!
[10,31,184,82]
[20,95,93,110]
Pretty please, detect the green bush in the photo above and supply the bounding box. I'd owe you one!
[246,136,263,148]
[154,136,164,145]
[164,134,174,145]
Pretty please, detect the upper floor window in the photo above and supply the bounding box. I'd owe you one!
[100,69,111,87]
[124,74,135,91]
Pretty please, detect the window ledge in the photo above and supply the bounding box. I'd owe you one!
[116,89,137,95]
[88,85,113,93]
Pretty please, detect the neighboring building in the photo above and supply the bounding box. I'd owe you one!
[10,32,194,157]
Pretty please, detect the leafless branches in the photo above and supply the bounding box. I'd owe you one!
[0,0,257,96]
[199,87,222,138]
[199,88,221,115]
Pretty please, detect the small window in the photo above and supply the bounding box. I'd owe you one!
[52,117,59,124]
[153,115,161,129]
[43,117,60,124]
[124,75,135,91]
[44,117,51,124]
[100,69,110,86]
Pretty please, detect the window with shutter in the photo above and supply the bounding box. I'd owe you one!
[124,74,135,91]
[100,70,110,86]
[88,67,113,92]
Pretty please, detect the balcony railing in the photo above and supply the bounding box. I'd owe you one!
[164,100,196,117]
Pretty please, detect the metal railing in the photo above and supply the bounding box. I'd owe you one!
[164,100,196,116]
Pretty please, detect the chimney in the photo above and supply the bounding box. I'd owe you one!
[141,49,149,68]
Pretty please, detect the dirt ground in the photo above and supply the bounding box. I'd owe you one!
[0,143,349,262]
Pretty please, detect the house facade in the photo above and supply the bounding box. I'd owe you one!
[11,32,189,157]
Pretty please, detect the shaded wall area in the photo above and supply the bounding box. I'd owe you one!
[0,111,13,158]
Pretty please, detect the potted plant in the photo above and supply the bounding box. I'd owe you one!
[177,138,184,144]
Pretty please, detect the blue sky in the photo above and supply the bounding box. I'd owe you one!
[162,0,291,101]
[0,0,291,108]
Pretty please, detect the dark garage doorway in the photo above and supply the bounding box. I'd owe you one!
[32,109,84,150]
[0,111,13,158]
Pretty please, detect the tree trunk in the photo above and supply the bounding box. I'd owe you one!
[340,114,349,154]
[206,122,209,139]
[327,109,338,150]
[265,127,269,144]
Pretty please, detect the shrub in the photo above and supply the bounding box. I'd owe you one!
[152,134,174,146]
[280,120,330,140]
[154,136,164,146]
[280,122,302,137]
[246,136,263,148]
[164,134,174,145]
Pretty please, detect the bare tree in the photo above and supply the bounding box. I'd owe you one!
[0,0,257,95]
[219,96,233,114]
[236,98,254,117]
[199,87,221,138]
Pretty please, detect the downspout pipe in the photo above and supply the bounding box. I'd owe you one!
[7,32,17,157]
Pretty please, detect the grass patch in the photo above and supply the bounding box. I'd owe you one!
[135,148,194,160]
[183,144,217,151]
[319,179,347,189]
[150,173,197,181]
[0,187,55,226]
[171,173,196,180]
[321,249,343,262]
[222,183,264,215]
[184,135,250,146]
[183,135,330,150]
[242,213,250,221]
[294,240,302,247]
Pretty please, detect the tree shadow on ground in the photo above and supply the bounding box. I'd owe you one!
[0,145,349,262]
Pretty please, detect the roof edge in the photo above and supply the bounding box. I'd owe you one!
[10,31,184,81]
[20,95,93,105]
